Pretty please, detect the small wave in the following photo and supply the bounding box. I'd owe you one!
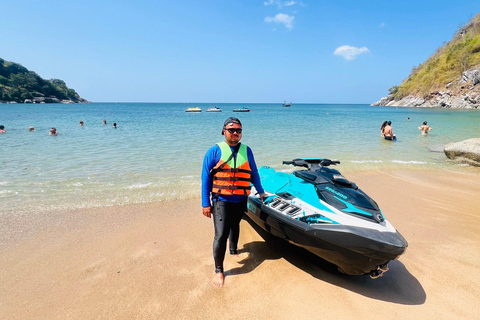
[0,189,12,194]
[350,160,384,164]
[391,160,428,165]
[126,182,153,189]
[148,192,165,198]
[69,182,83,187]
[428,145,446,153]
[0,181,7,186]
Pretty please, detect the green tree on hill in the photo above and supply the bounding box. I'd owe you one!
[0,58,88,103]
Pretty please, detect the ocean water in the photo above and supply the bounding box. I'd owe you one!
[1,102,480,216]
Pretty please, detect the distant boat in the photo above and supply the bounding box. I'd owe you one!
[282,101,292,107]
[233,107,250,112]
[206,106,222,112]
[185,107,202,112]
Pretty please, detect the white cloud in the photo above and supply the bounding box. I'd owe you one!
[282,1,297,6]
[334,45,370,61]
[265,13,294,30]
[264,1,297,8]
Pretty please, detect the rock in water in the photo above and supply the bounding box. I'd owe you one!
[444,138,480,166]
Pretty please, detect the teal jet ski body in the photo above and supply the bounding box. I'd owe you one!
[246,158,408,278]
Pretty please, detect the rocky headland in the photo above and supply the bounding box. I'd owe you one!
[372,13,480,109]
[0,57,89,104]
[372,68,480,109]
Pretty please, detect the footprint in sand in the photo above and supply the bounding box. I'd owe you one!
[82,258,108,280]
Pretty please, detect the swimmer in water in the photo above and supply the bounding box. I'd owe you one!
[418,121,432,135]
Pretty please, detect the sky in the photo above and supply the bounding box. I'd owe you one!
[2,0,480,103]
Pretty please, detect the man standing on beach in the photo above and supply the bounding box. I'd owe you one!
[201,117,266,288]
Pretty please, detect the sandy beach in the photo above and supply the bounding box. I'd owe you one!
[1,168,480,320]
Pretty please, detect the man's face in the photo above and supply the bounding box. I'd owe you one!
[223,123,242,145]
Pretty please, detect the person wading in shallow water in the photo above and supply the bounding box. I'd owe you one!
[418,121,432,135]
[383,121,396,141]
[380,120,388,137]
[201,117,266,288]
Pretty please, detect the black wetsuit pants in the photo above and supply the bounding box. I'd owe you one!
[212,200,247,274]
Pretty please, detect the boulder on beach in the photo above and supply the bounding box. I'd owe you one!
[444,138,480,166]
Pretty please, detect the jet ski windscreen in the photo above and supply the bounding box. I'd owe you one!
[317,185,380,212]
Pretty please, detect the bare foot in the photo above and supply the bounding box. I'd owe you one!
[212,272,224,288]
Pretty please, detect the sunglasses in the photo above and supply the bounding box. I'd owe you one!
[225,128,242,134]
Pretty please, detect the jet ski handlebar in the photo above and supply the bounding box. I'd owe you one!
[283,158,340,171]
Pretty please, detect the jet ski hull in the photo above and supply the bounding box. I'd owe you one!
[247,193,408,276]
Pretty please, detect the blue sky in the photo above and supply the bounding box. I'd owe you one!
[2,0,479,103]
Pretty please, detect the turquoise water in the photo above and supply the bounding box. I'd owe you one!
[1,102,480,216]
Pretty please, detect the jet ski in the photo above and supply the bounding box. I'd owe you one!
[246,158,408,278]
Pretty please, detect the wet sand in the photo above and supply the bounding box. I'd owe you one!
[1,169,480,319]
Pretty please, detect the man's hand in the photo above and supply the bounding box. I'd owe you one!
[202,206,212,218]
[260,193,268,202]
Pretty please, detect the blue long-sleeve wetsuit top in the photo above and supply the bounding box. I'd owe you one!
[201,143,265,207]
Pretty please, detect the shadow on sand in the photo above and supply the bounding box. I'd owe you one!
[226,217,425,305]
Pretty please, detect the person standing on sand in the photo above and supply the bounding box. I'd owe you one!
[418,121,432,135]
[201,117,266,288]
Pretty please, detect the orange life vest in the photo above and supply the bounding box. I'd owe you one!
[211,141,252,196]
